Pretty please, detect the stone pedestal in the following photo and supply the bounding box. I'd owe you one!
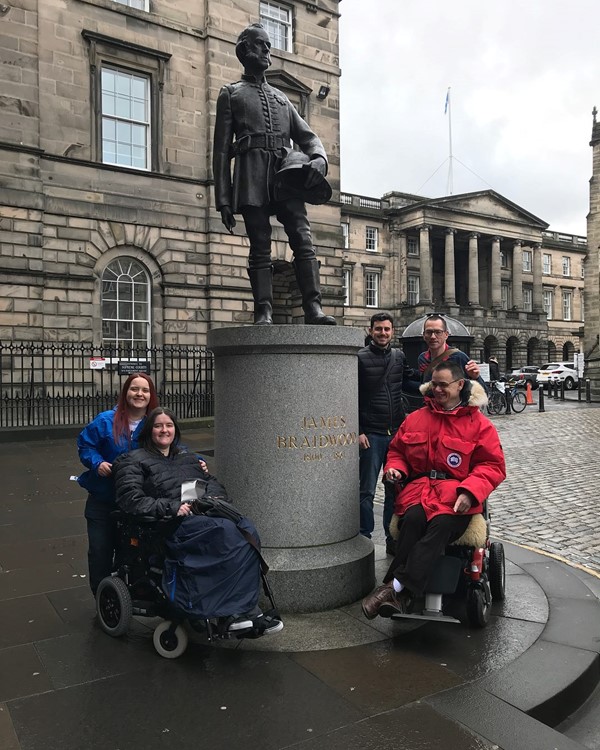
[207,325,374,612]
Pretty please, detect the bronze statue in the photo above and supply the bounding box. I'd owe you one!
[213,23,336,326]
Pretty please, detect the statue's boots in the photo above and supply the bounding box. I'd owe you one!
[294,258,336,325]
[248,268,273,325]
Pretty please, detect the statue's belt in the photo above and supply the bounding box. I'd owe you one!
[231,133,288,156]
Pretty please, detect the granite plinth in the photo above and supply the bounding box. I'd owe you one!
[207,325,374,612]
[264,534,375,612]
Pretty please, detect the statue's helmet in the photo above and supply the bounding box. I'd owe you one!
[273,151,332,205]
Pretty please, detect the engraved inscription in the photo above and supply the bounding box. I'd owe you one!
[277,433,357,449]
[277,415,356,461]
[302,416,347,429]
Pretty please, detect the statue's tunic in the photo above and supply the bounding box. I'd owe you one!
[213,75,327,214]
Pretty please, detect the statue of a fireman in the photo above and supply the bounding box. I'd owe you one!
[213,23,336,326]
